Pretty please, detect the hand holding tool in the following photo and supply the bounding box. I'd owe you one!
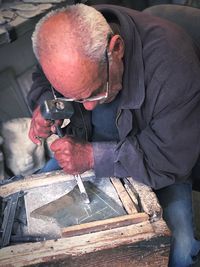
[40,90,90,204]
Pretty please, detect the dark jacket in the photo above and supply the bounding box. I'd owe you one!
[27,5,200,189]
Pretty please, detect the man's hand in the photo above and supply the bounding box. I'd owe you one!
[29,106,62,145]
[50,137,94,174]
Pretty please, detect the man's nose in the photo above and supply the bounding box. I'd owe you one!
[83,101,99,110]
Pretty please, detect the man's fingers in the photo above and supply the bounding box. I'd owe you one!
[49,136,93,174]
[33,124,52,136]
[28,106,54,144]
[50,137,73,151]
[51,120,64,133]
[51,125,57,134]
[29,106,63,145]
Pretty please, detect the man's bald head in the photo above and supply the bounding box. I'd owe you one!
[32,4,113,63]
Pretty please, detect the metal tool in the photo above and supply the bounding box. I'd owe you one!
[40,98,74,138]
[74,174,90,204]
[40,87,90,204]
[0,191,24,248]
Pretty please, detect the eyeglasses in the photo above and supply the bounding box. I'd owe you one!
[51,49,110,103]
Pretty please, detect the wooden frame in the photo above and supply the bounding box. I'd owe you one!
[0,171,170,266]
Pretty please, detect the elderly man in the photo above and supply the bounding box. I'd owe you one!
[27,4,200,267]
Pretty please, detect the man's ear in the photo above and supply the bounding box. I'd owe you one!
[108,35,124,59]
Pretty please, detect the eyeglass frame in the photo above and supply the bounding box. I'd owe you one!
[51,48,110,104]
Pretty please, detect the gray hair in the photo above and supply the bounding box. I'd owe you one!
[32,4,113,63]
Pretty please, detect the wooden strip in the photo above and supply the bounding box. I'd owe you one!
[127,177,163,222]
[0,219,168,267]
[123,181,139,211]
[0,170,95,198]
[110,177,138,214]
[62,213,148,237]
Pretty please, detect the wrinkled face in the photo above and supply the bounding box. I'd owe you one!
[40,49,123,110]
[37,12,124,110]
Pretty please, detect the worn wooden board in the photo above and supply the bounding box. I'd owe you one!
[61,213,148,238]
[0,170,95,198]
[0,217,170,267]
[126,177,162,221]
[110,177,138,214]
[25,237,170,267]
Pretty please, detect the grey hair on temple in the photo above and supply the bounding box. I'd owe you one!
[32,4,113,62]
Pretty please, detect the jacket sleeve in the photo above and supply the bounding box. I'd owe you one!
[92,76,200,190]
[27,64,54,111]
